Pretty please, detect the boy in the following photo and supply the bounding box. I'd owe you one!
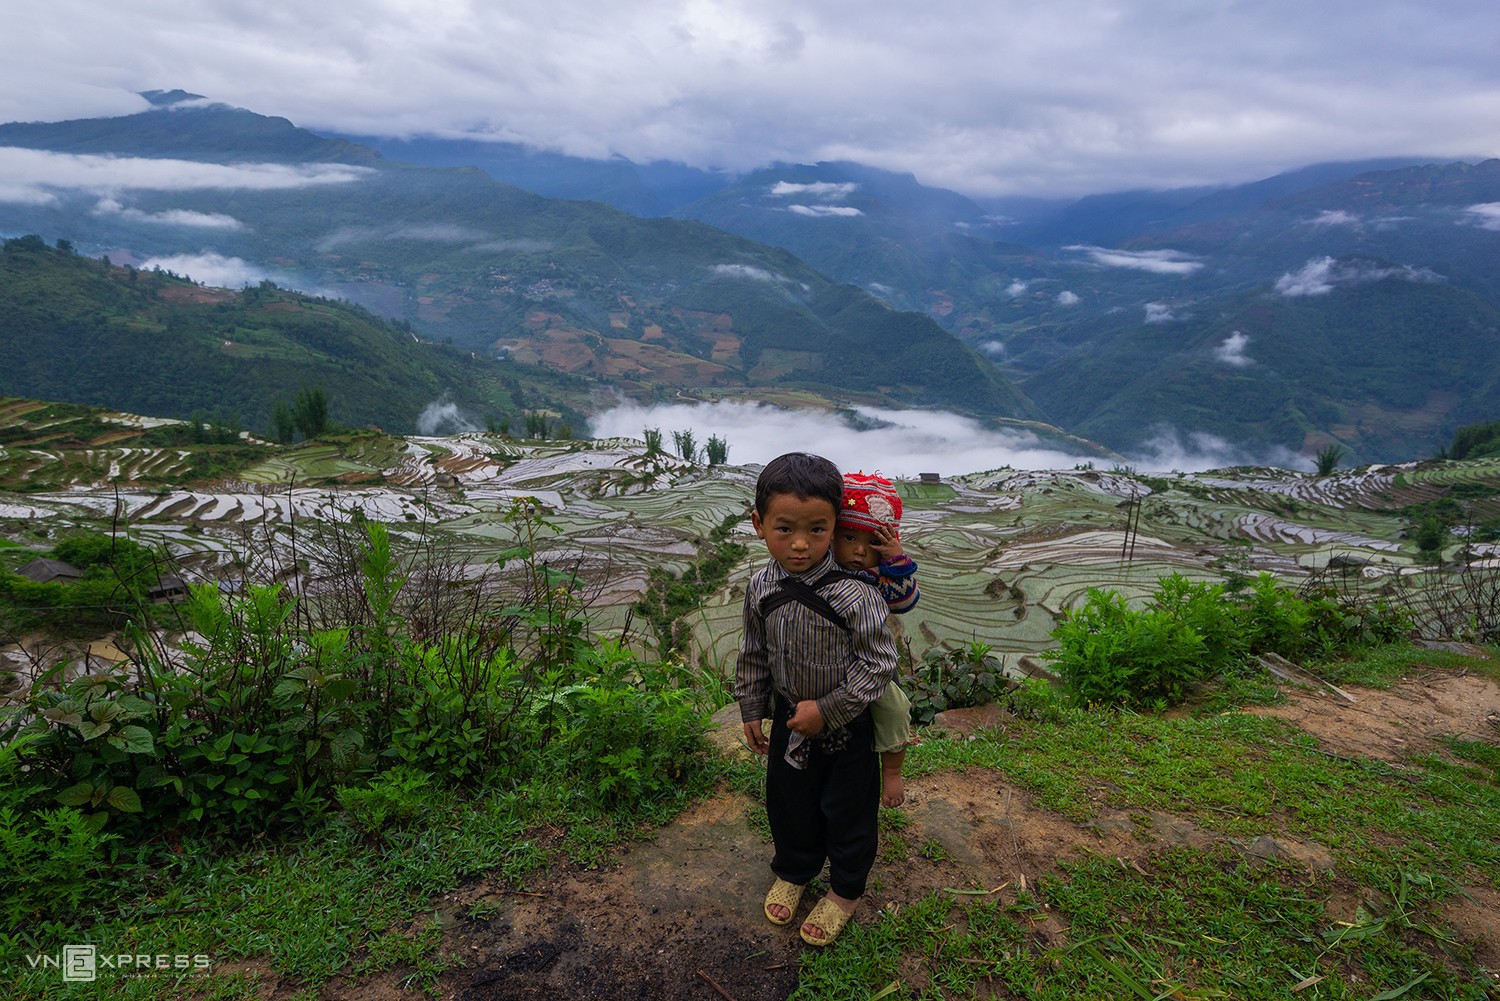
[736,452,898,947]
[833,472,919,808]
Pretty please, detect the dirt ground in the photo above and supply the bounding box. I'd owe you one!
[260,671,1500,1000]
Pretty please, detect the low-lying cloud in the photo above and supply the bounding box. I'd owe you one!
[316,223,492,251]
[1067,245,1204,275]
[138,252,269,289]
[1307,209,1359,226]
[0,147,372,204]
[712,263,783,282]
[1274,256,1443,296]
[587,400,1307,476]
[94,197,243,230]
[417,399,479,435]
[1144,302,1177,323]
[589,400,1097,477]
[1130,427,1307,473]
[1056,291,1080,306]
[1464,203,1500,231]
[786,204,863,218]
[1214,331,1252,367]
[769,181,858,199]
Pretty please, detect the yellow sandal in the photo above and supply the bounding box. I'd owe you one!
[763,878,805,926]
[800,897,854,946]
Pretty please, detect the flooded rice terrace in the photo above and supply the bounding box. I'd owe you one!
[5,420,1498,685]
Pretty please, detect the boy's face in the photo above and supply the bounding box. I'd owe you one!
[833,526,879,571]
[752,493,836,574]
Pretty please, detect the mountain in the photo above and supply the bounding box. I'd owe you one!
[0,99,1038,426]
[0,235,588,435]
[336,134,732,217]
[1009,160,1500,458]
[0,95,380,165]
[4,95,1497,463]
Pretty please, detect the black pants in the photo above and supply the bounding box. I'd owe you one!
[766,696,880,900]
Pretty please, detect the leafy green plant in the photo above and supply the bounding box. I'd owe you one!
[1046,588,1208,707]
[336,766,439,835]
[0,804,118,928]
[905,640,1010,724]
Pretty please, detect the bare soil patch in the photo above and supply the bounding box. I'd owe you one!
[1247,671,1500,762]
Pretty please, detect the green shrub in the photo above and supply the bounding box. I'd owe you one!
[1151,574,1247,673]
[384,638,526,784]
[1045,589,1208,707]
[0,805,118,928]
[1046,574,1412,709]
[537,643,713,810]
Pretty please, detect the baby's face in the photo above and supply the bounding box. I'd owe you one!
[834,526,879,571]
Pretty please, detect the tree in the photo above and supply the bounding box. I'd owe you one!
[294,386,330,439]
[643,427,664,456]
[1413,515,1450,564]
[705,434,729,465]
[671,429,697,463]
[1314,444,1345,476]
[272,404,297,443]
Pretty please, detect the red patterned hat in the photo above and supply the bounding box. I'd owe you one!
[839,472,901,533]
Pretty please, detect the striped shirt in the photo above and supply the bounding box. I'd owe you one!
[736,551,898,730]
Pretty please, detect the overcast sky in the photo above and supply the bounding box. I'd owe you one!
[4,1,1497,197]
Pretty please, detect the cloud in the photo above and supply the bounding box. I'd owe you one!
[769,181,858,199]
[712,263,782,282]
[1144,302,1177,323]
[416,399,479,435]
[589,400,1309,475]
[786,204,863,217]
[1214,331,1252,367]
[1128,426,1307,473]
[316,223,492,251]
[1307,209,1359,226]
[93,197,243,230]
[0,147,372,204]
[2,3,1497,199]
[589,400,1103,477]
[1056,291,1079,306]
[1067,245,1205,275]
[1274,256,1443,296]
[978,340,1005,357]
[1464,203,1500,231]
[1006,281,1028,297]
[138,252,268,289]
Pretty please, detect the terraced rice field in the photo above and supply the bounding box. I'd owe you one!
[5,404,1500,676]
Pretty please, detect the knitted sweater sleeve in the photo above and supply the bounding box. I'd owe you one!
[877,554,920,614]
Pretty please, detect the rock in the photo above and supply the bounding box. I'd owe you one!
[706,701,760,761]
[930,703,1013,735]
[1233,834,1336,872]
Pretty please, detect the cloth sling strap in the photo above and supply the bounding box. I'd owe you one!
[758,569,867,634]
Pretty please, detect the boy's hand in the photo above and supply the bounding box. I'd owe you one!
[743,720,770,755]
[788,700,825,736]
[870,525,905,561]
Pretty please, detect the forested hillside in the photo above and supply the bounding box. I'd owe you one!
[0,100,1037,424]
[0,236,586,436]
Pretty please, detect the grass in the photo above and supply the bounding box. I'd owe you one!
[4,770,717,999]
[798,663,1500,999]
[798,844,1494,1000]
